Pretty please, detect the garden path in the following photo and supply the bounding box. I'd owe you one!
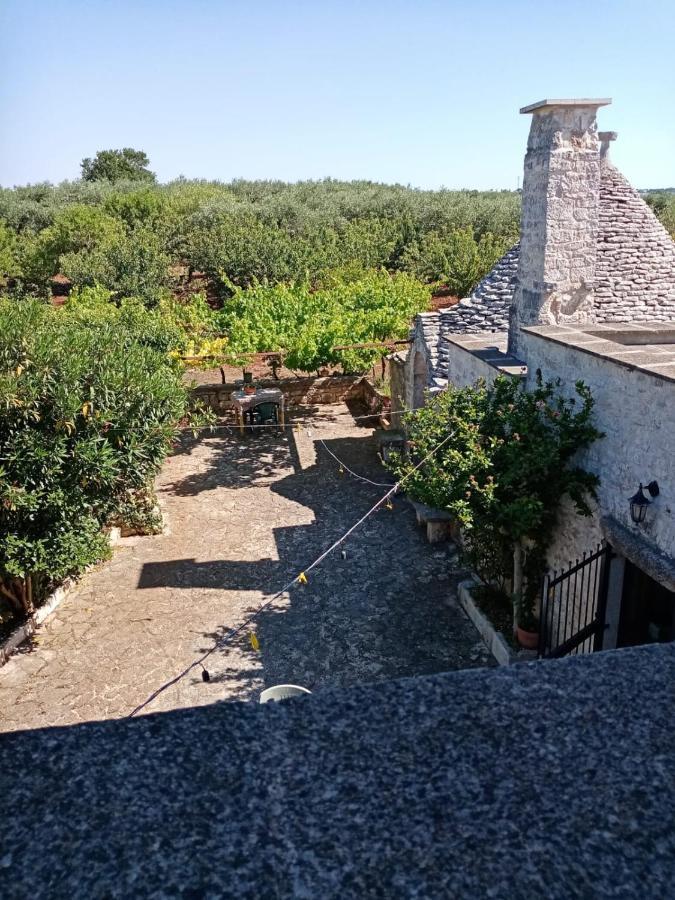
[0,405,492,732]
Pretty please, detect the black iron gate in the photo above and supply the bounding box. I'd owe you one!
[538,543,612,658]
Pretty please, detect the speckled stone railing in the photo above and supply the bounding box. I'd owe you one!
[2,644,675,897]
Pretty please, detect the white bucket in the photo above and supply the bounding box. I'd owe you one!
[259,684,312,704]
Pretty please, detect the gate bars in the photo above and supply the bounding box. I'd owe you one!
[538,543,612,658]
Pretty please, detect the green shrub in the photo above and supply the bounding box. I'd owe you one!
[81,148,156,184]
[0,299,189,616]
[19,205,124,289]
[400,226,515,295]
[645,192,675,239]
[0,221,20,283]
[184,211,303,289]
[389,374,603,631]
[103,188,170,231]
[218,270,430,373]
[1,177,524,300]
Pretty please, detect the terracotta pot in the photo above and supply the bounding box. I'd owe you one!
[516,625,539,650]
[244,385,256,395]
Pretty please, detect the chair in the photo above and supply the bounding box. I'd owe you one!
[252,402,280,432]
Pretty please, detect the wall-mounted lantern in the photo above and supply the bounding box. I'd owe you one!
[629,481,659,525]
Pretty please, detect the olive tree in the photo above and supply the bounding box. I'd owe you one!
[81,149,156,184]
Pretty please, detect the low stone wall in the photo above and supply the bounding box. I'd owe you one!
[0,527,126,667]
[192,375,387,415]
[441,335,525,389]
[0,580,74,666]
[357,377,391,417]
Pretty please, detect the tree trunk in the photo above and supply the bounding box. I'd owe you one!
[24,574,34,614]
[512,543,523,634]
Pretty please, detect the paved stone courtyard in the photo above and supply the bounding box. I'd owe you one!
[0,404,492,733]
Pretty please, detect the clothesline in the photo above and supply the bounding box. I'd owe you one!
[127,428,454,718]
[174,406,411,433]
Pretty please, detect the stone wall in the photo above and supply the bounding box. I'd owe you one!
[404,315,437,410]
[521,329,675,576]
[437,244,519,335]
[192,375,372,414]
[595,162,675,323]
[442,336,524,389]
[388,352,408,431]
[509,101,608,357]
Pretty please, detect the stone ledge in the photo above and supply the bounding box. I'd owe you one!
[520,97,611,114]
[0,523,134,667]
[442,334,527,379]
[457,580,537,666]
[0,579,73,667]
[522,325,675,385]
[601,515,675,593]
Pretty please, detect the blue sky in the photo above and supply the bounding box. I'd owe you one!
[1,0,673,189]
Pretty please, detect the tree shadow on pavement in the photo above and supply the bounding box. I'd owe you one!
[138,426,491,703]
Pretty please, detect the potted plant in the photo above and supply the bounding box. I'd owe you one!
[514,596,540,650]
[512,543,540,649]
[243,371,256,395]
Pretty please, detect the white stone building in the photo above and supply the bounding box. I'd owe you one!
[396,99,675,654]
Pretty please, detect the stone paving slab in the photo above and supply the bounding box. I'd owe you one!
[0,405,492,733]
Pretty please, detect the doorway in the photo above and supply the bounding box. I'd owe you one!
[616,560,675,648]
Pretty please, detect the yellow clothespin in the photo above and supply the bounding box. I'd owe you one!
[297,572,308,585]
[249,631,260,651]
[338,466,345,476]
[386,498,393,510]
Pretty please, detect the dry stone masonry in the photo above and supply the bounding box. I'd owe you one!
[508,99,610,357]
[407,97,675,393]
[438,244,519,336]
[595,152,675,323]
[408,247,518,388]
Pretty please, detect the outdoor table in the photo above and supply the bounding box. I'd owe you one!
[230,388,285,435]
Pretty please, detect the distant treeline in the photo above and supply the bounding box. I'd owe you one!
[1,176,672,308]
[0,178,521,303]
[644,192,675,238]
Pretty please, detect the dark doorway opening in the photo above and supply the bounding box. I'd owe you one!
[617,560,675,648]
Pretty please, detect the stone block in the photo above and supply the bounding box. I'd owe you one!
[426,520,453,544]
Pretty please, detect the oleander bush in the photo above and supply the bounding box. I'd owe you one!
[0,298,191,620]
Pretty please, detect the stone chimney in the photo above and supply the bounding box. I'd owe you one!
[508,98,612,357]
[599,130,618,161]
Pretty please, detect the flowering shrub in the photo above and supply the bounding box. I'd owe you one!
[389,373,603,630]
[0,299,192,620]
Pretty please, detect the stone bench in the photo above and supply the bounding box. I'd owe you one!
[376,429,406,463]
[409,500,458,544]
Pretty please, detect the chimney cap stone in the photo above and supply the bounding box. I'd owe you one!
[520,98,612,114]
